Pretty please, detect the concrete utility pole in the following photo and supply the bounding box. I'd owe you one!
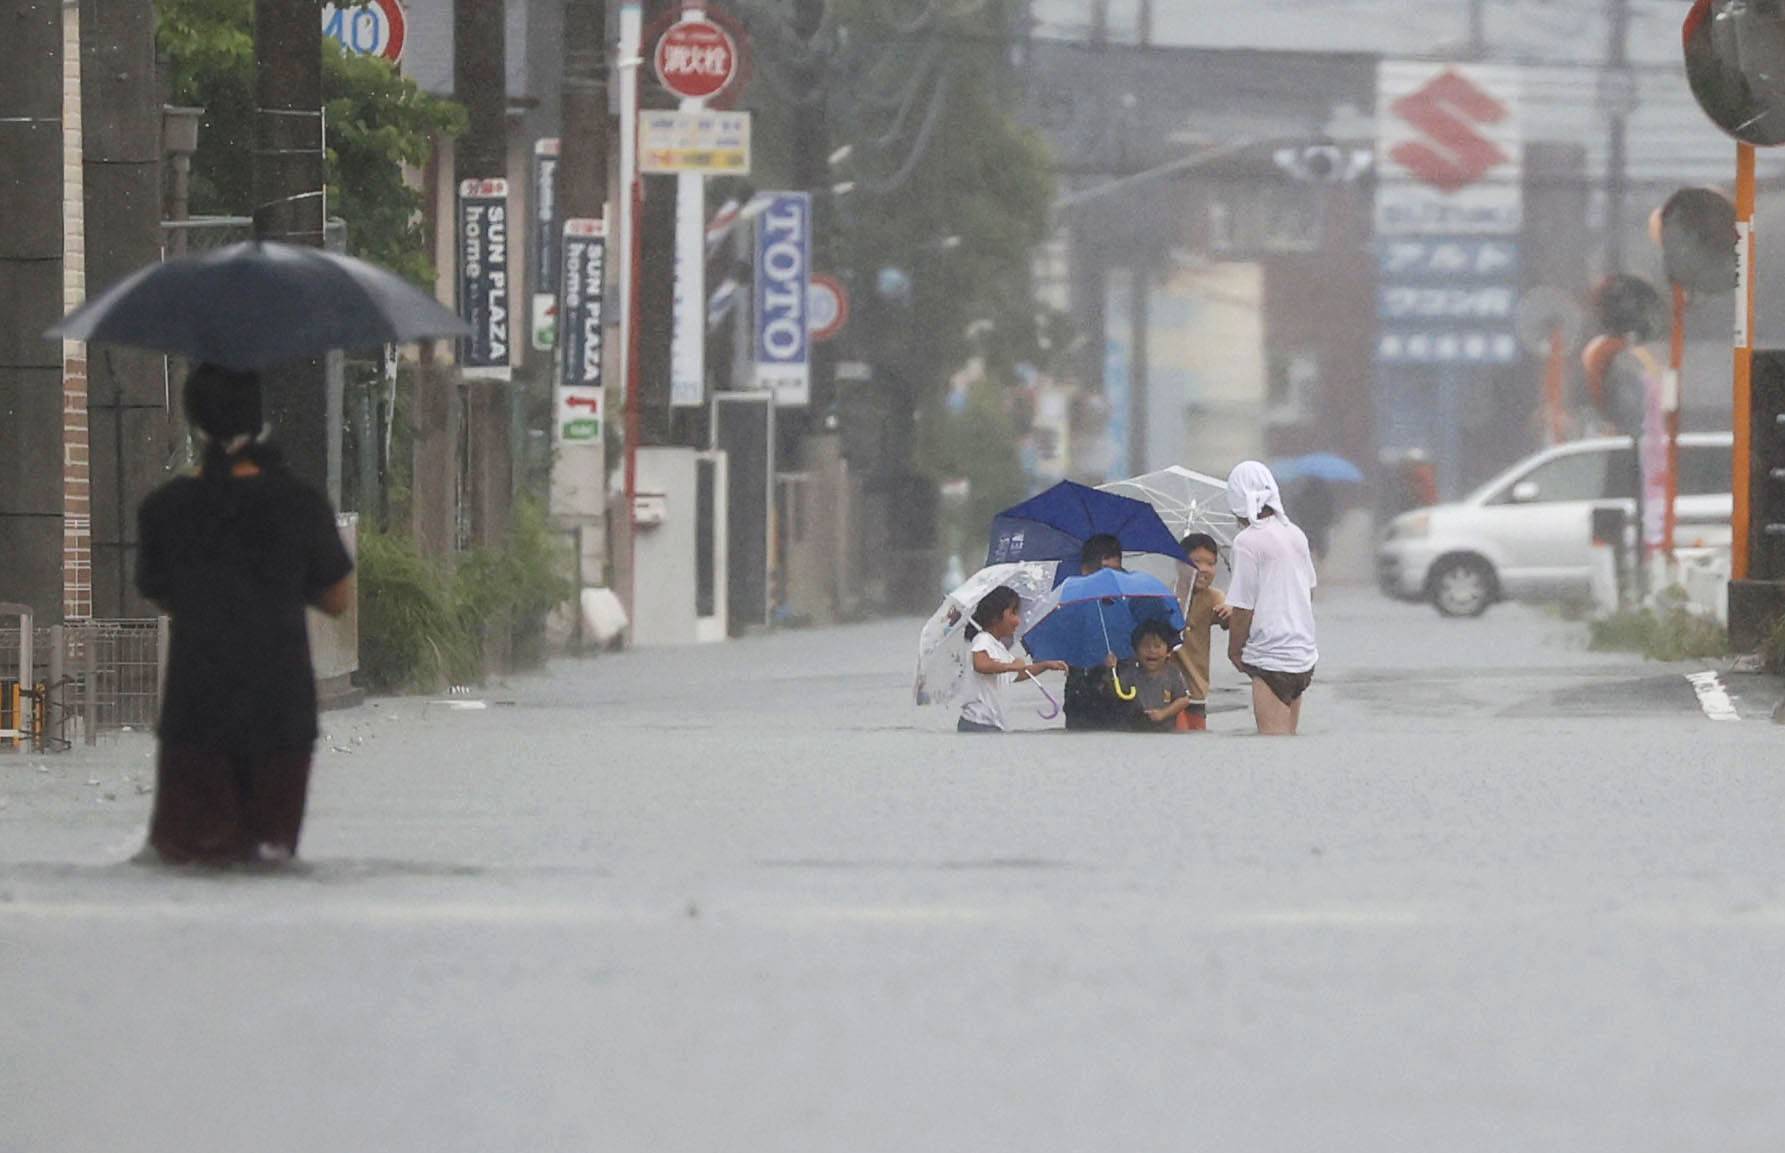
[457,0,513,551]
[1137,0,1152,47]
[553,0,610,591]
[0,0,65,620]
[456,0,513,668]
[1605,0,1632,273]
[790,0,832,439]
[82,0,166,618]
[634,0,678,445]
[253,0,330,498]
[1466,0,1487,59]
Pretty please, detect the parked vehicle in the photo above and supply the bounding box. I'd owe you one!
[1377,433,1733,617]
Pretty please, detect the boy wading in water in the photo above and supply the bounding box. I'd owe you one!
[1223,462,1319,736]
[1063,534,1128,731]
[1174,533,1231,732]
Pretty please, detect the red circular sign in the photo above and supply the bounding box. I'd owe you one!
[809,275,850,343]
[654,20,739,102]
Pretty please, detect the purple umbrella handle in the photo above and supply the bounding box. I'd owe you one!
[1032,678,1061,720]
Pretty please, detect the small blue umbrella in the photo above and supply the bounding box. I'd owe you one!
[1019,569,1186,680]
[987,481,1186,579]
[1271,453,1365,485]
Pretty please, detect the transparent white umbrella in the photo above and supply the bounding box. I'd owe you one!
[914,561,1061,712]
[1099,466,1238,546]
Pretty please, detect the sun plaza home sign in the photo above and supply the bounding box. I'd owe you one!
[459,179,512,378]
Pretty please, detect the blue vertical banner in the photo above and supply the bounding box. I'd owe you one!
[531,138,560,351]
[458,178,512,380]
[753,192,811,407]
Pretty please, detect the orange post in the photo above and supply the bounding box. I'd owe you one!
[1545,326,1567,444]
[1734,142,1757,581]
[1666,283,1686,556]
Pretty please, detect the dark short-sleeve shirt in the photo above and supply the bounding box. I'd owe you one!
[136,466,354,755]
[1121,659,1190,732]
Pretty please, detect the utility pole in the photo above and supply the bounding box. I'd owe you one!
[82,0,166,618]
[1137,0,1152,47]
[456,0,513,668]
[635,0,677,446]
[1466,0,1487,59]
[790,0,832,441]
[553,0,610,596]
[253,0,330,496]
[1604,0,1632,274]
[0,0,65,620]
[455,0,512,548]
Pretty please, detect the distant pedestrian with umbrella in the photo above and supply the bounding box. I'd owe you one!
[1224,462,1320,736]
[134,365,354,865]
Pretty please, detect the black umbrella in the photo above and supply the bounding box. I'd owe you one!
[49,241,471,371]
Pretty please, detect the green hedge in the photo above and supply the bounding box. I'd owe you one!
[357,498,573,693]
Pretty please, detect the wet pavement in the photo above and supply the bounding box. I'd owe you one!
[3,589,1782,1153]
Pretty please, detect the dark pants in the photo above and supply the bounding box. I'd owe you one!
[148,744,314,865]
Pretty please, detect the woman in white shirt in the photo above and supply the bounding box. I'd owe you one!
[960,586,1067,733]
[1223,461,1320,736]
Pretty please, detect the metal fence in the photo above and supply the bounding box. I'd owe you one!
[0,620,165,751]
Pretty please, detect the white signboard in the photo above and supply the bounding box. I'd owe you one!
[639,110,752,175]
[1376,62,1522,236]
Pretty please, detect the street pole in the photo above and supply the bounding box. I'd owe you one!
[84,0,169,617]
[1604,0,1631,274]
[1466,0,1487,59]
[616,0,645,626]
[1734,141,1757,582]
[554,0,610,603]
[1666,282,1686,557]
[0,0,64,622]
[456,0,512,563]
[253,0,329,496]
[791,0,832,441]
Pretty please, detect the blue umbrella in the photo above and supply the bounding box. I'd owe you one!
[987,481,1186,577]
[1272,453,1365,485]
[1019,569,1186,677]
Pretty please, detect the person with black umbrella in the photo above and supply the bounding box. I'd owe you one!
[133,364,354,866]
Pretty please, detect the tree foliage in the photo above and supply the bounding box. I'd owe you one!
[157,0,464,283]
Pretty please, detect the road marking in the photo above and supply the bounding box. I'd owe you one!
[1687,671,1742,722]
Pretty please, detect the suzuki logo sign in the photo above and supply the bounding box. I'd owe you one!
[1376,61,1522,236]
[1390,70,1510,194]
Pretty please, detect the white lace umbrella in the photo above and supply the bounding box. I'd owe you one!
[914,561,1060,709]
[1099,466,1239,546]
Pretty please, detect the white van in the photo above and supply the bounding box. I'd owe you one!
[1376,433,1734,616]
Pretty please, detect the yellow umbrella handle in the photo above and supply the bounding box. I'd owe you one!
[1111,668,1138,701]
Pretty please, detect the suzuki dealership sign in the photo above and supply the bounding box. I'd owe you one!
[1375,63,1522,367]
[753,192,811,407]
[1376,63,1522,236]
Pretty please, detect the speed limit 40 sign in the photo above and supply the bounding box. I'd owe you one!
[323,0,407,65]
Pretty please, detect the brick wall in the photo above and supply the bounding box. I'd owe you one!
[62,0,91,621]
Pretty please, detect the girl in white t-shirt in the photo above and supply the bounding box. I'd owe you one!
[960,586,1068,733]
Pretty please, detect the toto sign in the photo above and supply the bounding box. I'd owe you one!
[753,192,811,407]
[655,18,739,102]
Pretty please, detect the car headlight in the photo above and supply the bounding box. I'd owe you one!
[1389,512,1431,541]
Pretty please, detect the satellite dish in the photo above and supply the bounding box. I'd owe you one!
[1516,287,1585,357]
[1684,0,1785,146]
